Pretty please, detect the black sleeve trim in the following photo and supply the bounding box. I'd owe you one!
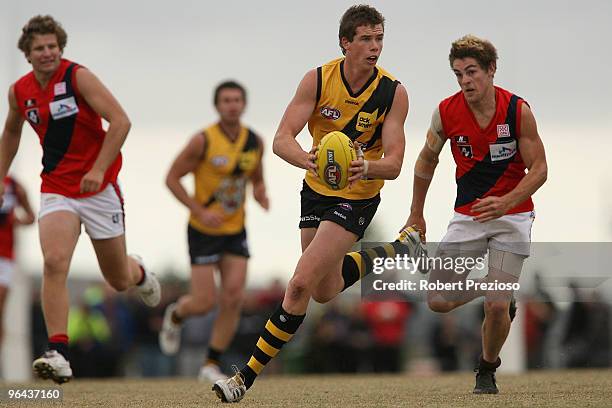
[315,66,322,105]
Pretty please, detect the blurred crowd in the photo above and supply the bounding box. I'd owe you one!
[28,272,611,378]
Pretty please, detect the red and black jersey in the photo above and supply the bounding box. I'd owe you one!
[0,177,17,259]
[439,86,534,216]
[13,59,122,198]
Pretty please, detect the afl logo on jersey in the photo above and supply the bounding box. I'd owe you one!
[320,106,341,120]
[26,108,40,125]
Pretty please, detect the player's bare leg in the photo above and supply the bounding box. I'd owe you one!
[91,235,141,290]
[284,221,356,313]
[213,221,356,402]
[200,255,247,382]
[39,211,80,339]
[34,211,80,383]
[474,259,521,394]
[91,235,160,306]
[160,264,217,355]
[427,249,488,313]
[177,264,217,316]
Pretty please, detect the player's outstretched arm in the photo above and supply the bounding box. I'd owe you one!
[350,84,408,182]
[272,69,318,175]
[472,104,547,222]
[250,135,269,210]
[76,68,131,193]
[0,86,25,186]
[402,107,447,237]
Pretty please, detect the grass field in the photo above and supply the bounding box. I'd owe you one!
[3,369,612,407]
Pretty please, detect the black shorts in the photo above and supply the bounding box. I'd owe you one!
[299,181,380,240]
[187,225,250,265]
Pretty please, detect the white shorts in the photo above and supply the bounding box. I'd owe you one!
[439,211,535,257]
[39,183,125,240]
[0,257,15,288]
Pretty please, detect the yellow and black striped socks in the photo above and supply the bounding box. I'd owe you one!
[341,241,407,291]
[240,305,305,389]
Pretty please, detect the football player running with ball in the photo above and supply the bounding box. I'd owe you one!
[0,15,161,384]
[213,5,424,403]
[402,35,547,394]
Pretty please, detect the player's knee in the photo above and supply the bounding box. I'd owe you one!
[484,301,509,321]
[427,294,453,313]
[220,289,243,311]
[286,276,311,303]
[43,251,71,276]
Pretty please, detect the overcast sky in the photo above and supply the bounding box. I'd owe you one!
[1,0,611,286]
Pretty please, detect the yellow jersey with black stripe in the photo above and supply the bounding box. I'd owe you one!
[305,57,400,199]
[189,123,261,235]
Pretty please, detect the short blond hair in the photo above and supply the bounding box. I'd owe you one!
[18,15,67,55]
[449,35,497,70]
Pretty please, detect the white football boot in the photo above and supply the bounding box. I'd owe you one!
[32,350,73,384]
[159,302,181,355]
[396,225,429,274]
[199,364,228,383]
[212,367,247,403]
[131,254,161,307]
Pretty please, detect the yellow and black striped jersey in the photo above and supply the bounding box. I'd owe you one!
[190,123,261,235]
[306,57,400,199]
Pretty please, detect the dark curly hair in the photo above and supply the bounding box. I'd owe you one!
[18,15,67,55]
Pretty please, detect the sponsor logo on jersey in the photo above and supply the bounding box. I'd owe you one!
[26,108,40,125]
[25,98,36,107]
[320,106,341,120]
[49,96,79,120]
[459,145,473,158]
[497,124,511,138]
[455,135,470,144]
[358,217,365,226]
[238,151,259,171]
[344,99,359,106]
[211,155,229,167]
[356,109,378,132]
[489,140,517,162]
[54,82,67,96]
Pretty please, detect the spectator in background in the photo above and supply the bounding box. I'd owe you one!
[524,273,557,369]
[67,287,112,377]
[362,298,411,372]
[431,314,460,372]
[0,175,35,356]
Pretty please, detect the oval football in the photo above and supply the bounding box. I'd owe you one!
[317,131,356,190]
